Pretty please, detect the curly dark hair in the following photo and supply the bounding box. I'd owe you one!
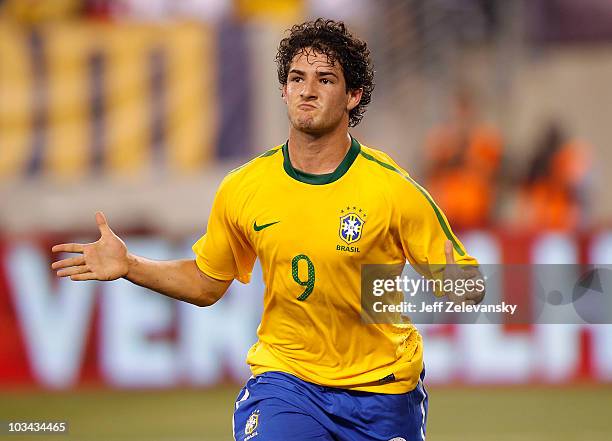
[276,18,375,128]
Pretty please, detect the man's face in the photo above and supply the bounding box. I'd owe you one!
[283,48,362,135]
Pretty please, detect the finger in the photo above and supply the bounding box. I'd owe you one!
[57,265,90,277]
[52,243,84,254]
[444,240,456,265]
[96,211,111,236]
[51,256,85,270]
[466,289,485,304]
[70,272,97,281]
[463,267,480,278]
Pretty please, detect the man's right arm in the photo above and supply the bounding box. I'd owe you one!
[125,256,231,306]
[51,211,231,307]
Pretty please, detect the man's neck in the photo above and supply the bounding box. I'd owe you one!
[287,129,352,175]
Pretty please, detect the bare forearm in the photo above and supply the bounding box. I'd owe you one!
[51,212,230,304]
[125,255,224,306]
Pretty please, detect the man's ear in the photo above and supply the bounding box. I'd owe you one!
[282,85,288,104]
[347,88,363,112]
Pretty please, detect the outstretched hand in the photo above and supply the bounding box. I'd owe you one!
[443,240,485,305]
[51,211,129,281]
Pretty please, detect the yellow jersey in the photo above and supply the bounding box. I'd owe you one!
[192,136,477,393]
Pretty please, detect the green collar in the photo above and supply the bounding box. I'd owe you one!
[282,136,361,185]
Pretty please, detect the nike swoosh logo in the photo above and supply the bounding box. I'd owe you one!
[253,220,280,232]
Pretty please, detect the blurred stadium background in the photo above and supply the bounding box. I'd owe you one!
[1,0,611,440]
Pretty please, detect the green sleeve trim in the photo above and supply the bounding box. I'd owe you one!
[259,147,282,158]
[228,146,282,174]
[358,150,465,256]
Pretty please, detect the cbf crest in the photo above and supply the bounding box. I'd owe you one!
[244,409,259,436]
[339,206,366,244]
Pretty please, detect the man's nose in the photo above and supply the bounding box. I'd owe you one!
[300,78,317,99]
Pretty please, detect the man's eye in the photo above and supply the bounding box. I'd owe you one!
[321,79,330,84]
[291,77,302,82]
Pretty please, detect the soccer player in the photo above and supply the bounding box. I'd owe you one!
[52,18,483,441]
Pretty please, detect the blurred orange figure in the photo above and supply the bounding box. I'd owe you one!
[518,122,591,231]
[424,90,503,230]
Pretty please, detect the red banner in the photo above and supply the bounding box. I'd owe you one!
[1,231,611,388]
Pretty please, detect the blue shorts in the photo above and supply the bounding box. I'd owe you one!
[233,370,428,441]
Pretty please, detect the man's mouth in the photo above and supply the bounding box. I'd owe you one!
[298,104,317,110]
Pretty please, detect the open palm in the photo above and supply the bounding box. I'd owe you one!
[52,212,129,281]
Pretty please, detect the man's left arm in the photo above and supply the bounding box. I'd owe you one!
[442,239,485,305]
[397,179,485,305]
